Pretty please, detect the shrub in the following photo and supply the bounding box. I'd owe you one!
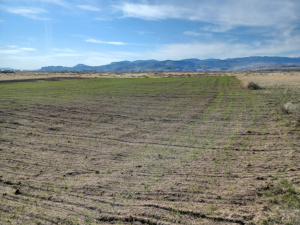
[247,81,261,90]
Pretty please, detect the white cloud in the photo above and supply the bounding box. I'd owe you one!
[147,42,230,60]
[6,7,48,20]
[94,17,111,21]
[202,24,234,33]
[183,31,211,37]
[20,47,36,51]
[77,5,100,11]
[183,31,202,37]
[39,0,69,7]
[147,37,300,60]
[116,3,183,20]
[0,49,23,54]
[51,48,76,53]
[135,31,155,35]
[117,0,300,29]
[0,46,36,55]
[86,38,127,45]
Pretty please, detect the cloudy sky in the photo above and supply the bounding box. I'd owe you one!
[1,0,300,70]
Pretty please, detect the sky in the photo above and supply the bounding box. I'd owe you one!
[1,0,300,70]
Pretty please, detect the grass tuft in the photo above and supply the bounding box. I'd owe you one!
[282,102,300,126]
[282,102,300,114]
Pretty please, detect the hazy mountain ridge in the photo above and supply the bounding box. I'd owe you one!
[39,56,300,72]
[0,67,14,71]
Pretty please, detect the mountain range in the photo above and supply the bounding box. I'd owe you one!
[0,67,14,71]
[39,56,300,72]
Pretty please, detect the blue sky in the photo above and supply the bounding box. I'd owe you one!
[1,0,300,70]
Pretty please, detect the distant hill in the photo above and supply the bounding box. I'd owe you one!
[39,56,300,72]
[0,67,14,71]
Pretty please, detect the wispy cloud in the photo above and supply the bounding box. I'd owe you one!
[0,46,36,55]
[20,47,36,51]
[6,7,48,20]
[147,37,300,60]
[183,31,201,37]
[116,3,183,20]
[0,49,23,54]
[77,5,100,11]
[135,31,155,35]
[40,0,69,7]
[51,48,76,53]
[45,48,80,57]
[183,31,211,37]
[117,0,300,30]
[86,38,127,45]
[202,24,234,33]
[94,17,110,21]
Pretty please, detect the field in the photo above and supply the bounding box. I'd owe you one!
[0,72,299,224]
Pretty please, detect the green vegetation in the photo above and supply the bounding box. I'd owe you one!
[0,77,224,104]
[0,75,299,224]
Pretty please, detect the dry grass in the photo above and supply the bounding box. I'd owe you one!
[282,102,300,114]
[237,71,300,127]
[2,71,299,85]
[0,71,216,81]
[235,71,300,88]
[282,102,300,126]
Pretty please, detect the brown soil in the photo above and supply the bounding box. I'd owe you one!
[0,73,299,224]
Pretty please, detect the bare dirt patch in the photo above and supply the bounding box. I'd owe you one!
[0,75,299,224]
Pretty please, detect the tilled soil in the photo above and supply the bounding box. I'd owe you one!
[0,76,299,224]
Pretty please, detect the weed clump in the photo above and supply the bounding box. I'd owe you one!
[247,81,261,90]
[282,102,300,115]
[282,102,300,125]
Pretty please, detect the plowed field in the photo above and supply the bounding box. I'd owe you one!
[0,75,299,224]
